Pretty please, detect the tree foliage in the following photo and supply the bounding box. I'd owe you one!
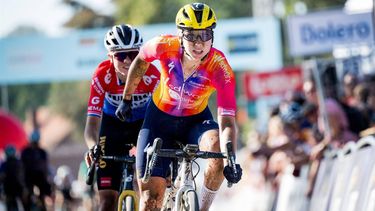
[5,83,50,120]
[48,81,90,139]
[115,0,253,25]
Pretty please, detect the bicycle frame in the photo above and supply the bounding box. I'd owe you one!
[143,138,233,211]
[174,155,197,210]
[161,152,198,210]
[102,155,139,211]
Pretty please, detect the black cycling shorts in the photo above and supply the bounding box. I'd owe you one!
[96,113,142,191]
[136,100,219,179]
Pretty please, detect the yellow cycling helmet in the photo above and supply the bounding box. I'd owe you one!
[176,3,216,30]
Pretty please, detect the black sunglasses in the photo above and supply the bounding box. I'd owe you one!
[182,29,213,42]
[113,51,139,61]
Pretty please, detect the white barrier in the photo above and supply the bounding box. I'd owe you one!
[273,136,375,211]
[308,136,375,211]
[275,164,310,211]
[309,149,340,211]
[351,136,375,211]
[328,142,357,211]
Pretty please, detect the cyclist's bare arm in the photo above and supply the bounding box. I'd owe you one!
[84,116,101,166]
[84,116,101,149]
[218,115,238,163]
[123,55,151,100]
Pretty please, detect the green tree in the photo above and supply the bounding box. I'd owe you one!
[5,83,51,120]
[115,0,253,25]
[48,81,90,140]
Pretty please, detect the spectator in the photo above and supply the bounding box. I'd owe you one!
[54,165,75,210]
[352,83,371,127]
[0,145,26,211]
[342,72,359,106]
[21,130,53,211]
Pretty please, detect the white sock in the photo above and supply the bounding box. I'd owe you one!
[200,185,218,211]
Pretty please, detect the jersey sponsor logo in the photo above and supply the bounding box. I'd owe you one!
[100,177,112,187]
[182,89,200,100]
[93,77,105,95]
[143,75,158,86]
[159,37,173,46]
[105,93,123,106]
[168,61,175,74]
[99,137,106,168]
[219,108,235,116]
[213,54,231,84]
[188,80,207,90]
[132,93,152,108]
[169,89,181,100]
[167,82,201,103]
[106,93,152,109]
[91,96,100,105]
[203,120,213,125]
[88,106,102,112]
[104,72,111,84]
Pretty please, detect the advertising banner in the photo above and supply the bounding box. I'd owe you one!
[243,66,303,100]
[287,10,374,57]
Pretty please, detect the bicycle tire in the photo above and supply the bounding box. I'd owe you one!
[118,190,138,211]
[123,195,134,211]
[179,190,199,211]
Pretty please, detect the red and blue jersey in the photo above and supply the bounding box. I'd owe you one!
[87,60,160,121]
[139,35,236,117]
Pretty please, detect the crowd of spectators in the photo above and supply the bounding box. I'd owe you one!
[250,67,375,205]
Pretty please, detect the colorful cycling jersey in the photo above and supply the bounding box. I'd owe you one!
[139,35,236,117]
[87,60,159,122]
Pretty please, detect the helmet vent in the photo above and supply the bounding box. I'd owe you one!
[208,10,213,20]
[195,11,203,23]
[118,26,131,45]
[182,9,189,19]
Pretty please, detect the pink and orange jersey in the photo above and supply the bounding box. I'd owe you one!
[87,60,160,121]
[139,35,236,117]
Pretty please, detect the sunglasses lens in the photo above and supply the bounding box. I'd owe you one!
[114,52,125,61]
[127,51,138,60]
[201,31,213,41]
[114,51,138,61]
[183,30,213,42]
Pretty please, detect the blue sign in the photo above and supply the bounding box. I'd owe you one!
[228,33,259,53]
[287,10,374,57]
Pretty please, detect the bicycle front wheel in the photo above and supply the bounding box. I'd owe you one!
[180,190,199,211]
[118,190,138,211]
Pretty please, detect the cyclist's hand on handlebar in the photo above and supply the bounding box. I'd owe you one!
[85,151,92,167]
[115,99,132,122]
[223,164,242,184]
[86,144,102,167]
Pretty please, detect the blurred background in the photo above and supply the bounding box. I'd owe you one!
[1,0,374,210]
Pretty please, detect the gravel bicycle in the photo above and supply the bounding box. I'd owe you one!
[142,138,238,211]
[86,145,138,211]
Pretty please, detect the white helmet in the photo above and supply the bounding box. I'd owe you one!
[104,24,143,52]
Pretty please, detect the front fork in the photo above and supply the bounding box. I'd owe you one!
[175,159,195,210]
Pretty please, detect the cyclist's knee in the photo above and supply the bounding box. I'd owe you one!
[139,178,165,206]
[141,189,164,208]
[200,131,220,151]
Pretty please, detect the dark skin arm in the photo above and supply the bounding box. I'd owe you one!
[123,55,151,100]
